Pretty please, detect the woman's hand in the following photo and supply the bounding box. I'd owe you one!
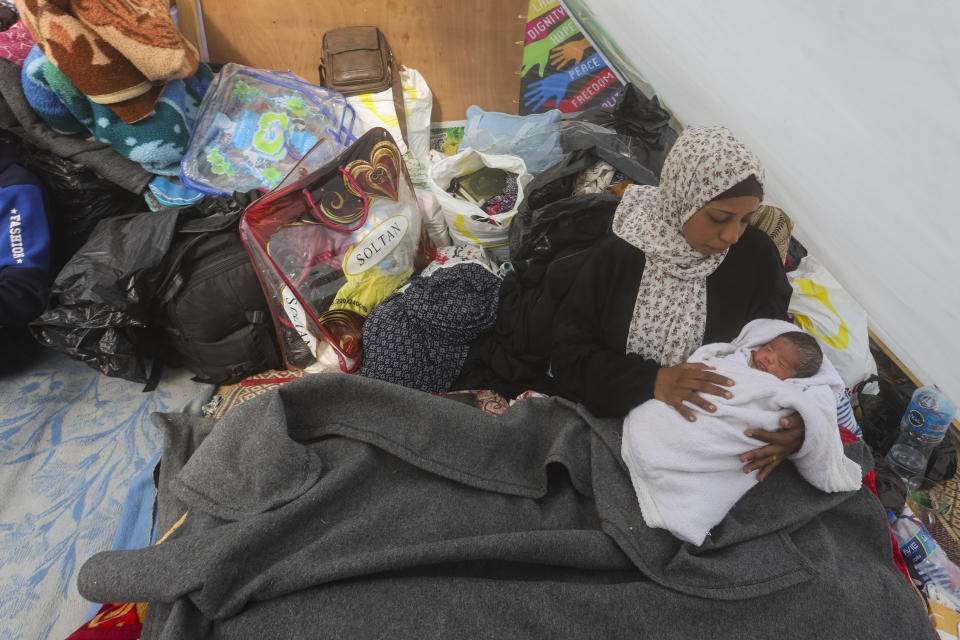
[653,363,734,422]
[740,413,806,481]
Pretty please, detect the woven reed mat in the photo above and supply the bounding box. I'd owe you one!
[924,438,960,566]
[210,369,307,419]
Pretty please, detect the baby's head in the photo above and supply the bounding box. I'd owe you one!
[749,331,823,380]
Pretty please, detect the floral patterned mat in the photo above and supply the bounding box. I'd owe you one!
[0,349,213,640]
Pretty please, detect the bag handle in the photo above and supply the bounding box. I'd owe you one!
[381,30,408,144]
[301,167,370,232]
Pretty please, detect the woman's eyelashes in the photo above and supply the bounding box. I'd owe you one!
[709,207,758,225]
[709,214,753,226]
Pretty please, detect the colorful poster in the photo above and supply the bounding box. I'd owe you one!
[430,121,466,156]
[519,0,624,114]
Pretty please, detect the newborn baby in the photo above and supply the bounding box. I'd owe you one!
[621,319,862,545]
[747,331,822,380]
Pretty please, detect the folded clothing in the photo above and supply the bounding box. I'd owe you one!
[15,0,198,123]
[22,46,211,175]
[0,57,151,195]
[0,139,49,327]
[360,262,501,393]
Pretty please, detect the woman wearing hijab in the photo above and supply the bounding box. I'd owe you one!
[551,126,801,479]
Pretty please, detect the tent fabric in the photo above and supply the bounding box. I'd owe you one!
[573,0,960,408]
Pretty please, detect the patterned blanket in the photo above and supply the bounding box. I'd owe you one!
[22,45,211,176]
[15,0,198,123]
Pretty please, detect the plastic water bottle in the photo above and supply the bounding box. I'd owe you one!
[888,507,960,610]
[884,385,957,481]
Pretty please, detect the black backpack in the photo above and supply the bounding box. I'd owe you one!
[155,204,282,385]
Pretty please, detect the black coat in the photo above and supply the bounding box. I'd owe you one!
[551,225,792,417]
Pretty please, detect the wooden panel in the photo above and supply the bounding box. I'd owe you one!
[174,0,204,59]
[186,0,528,122]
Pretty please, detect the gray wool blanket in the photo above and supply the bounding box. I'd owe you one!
[77,373,934,639]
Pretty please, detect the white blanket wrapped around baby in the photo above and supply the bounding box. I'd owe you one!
[621,318,862,546]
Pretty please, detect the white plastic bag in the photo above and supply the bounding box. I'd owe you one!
[346,66,432,160]
[414,188,451,248]
[788,255,878,392]
[426,148,532,260]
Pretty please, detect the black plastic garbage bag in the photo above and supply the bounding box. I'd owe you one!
[509,142,657,262]
[25,150,143,271]
[31,208,180,382]
[856,376,915,457]
[30,193,277,385]
[572,83,678,176]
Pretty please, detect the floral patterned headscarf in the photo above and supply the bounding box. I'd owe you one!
[612,126,765,366]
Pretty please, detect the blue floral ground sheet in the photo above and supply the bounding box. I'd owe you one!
[0,348,213,639]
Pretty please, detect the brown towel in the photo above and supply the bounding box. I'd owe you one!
[16,0,198,124]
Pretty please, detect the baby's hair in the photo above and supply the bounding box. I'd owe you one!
[774,331,823,378]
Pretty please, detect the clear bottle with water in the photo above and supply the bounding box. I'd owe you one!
[884,384,957,481]
[889,507,960,610]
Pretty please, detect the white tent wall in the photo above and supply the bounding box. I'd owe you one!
[573,0,960,408]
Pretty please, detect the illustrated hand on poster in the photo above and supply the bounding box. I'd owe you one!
[518,1,623,115]
[521,35,559,78]
[523,71,575,111]
[524,51,606,111]
[548,39,591,70]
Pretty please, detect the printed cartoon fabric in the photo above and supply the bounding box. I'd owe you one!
[180,63,356,195]
[612,126,765,366]
[359,263,501,393]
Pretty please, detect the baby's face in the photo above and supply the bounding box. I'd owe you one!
[749,337,801,380]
